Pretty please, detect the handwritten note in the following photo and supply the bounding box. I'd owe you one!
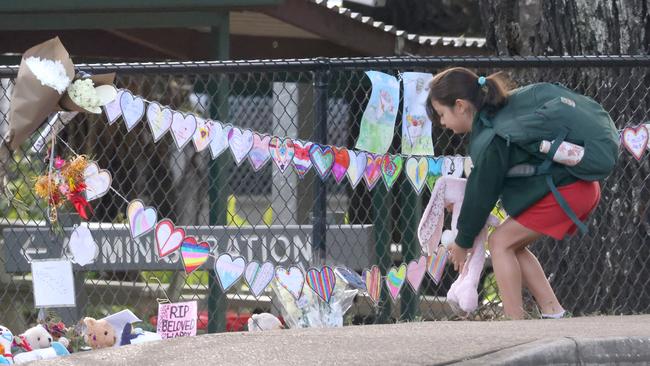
[31,259,75,307]
[157,301,197,339]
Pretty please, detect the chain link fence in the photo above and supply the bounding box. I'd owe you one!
[0,56,649,334]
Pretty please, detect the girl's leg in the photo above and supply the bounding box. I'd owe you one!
[488,217,542,319]
[515,247,564,315]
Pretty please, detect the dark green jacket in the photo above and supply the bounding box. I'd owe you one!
[455,107,578,249]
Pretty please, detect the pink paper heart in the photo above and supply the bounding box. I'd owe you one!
[103,89,124,125]
[364,153,383,190]
[249,133,271,171]
[155,219,185,258]
[146,102,173,143]
[622,125,649,161]
[228,128,254,165]
[269,137,295,173]
[406,256,427,292]
[171,112,198,150]
[192,118,215,152]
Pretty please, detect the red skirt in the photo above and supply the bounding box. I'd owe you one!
[514,180,601,239]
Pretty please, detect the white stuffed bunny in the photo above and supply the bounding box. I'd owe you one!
[418,176,499,316]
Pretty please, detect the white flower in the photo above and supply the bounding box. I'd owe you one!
[25,56,71,94]
[67,78,102,113]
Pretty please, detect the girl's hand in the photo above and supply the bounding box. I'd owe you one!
[449,243,470,274]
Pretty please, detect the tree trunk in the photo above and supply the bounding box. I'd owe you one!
[479,0,650,315]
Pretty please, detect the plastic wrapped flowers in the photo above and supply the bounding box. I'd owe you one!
[34,155,93,222]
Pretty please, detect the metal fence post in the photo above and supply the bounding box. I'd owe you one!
[312,65,329,264]
[372,183,392,323]
[207,18,230,333]
[399,177,421,320]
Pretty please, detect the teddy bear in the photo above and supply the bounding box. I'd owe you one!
[83,317,116,349]
[21,324,52,350]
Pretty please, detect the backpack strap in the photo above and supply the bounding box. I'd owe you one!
[506,128,589,235]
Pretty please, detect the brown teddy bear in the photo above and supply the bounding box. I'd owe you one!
[82,318,115,349]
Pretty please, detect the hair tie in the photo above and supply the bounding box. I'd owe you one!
[477,76,487,86]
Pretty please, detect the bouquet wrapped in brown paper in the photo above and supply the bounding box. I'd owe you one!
[6,37,117,151]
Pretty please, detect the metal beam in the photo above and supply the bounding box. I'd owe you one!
[0,0,282,13]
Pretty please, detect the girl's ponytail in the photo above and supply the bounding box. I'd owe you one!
[426,67,512,124]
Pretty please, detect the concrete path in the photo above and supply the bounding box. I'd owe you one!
[37,315,650,365]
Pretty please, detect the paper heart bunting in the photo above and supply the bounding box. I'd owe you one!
[309,144,334,180]
[385,264,407,301]
[464,157,473,178]
[83,162,112,201]
[381,154,404,189]
[306,266,336,303]
[331,147,351,184]
[292,140,313,178]
[405,157,428,194]
[427,247,448,285]
[215,253,246,292]
[228,127,254,165]
[269,137,295,173]
[622,125,649,161]
[245,261,275,298]
[127,199,157,239]
[68,224,98,266]
[171,112,198,150]
[103,89,124,125]
[363,265,382,304]
[426,157,443,192]
[180,236,210,274]
[155,219,185,258]
[346,150,367,189]
[210,123,232,159]
[334,266,366,291]
[443,156,464,178]
[146,102,173,143]
[364,154,383,190]
[406,256,427,292]
[249,133,272,171]
[275,266,305,300]
[193,118,215,152]
[119,90,145,131]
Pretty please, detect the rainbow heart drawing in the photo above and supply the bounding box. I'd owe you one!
[309,144,334,180]
[381,154,404,189]
[292,140,313,178]
[103,89,124,125]
[331,147,350,184]
[406,256,427,292]
[385,263,407,301]
[269,137,295,173]
[346,150,367,189]
[155,219,185,258]
[146,102,173,143]
[405,157,428,194]
[248,133,271,171]
[275,266,305,300]
[245,261,275,298]
[180,236,210,274]
[127,199,157,239]
[306,266,336,303]
[215,253,246,292]
[363,154,383,190]
[427,246,448,285]
[363,265,381,304]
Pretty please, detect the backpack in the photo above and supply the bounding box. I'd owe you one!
[473,82,619,234]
